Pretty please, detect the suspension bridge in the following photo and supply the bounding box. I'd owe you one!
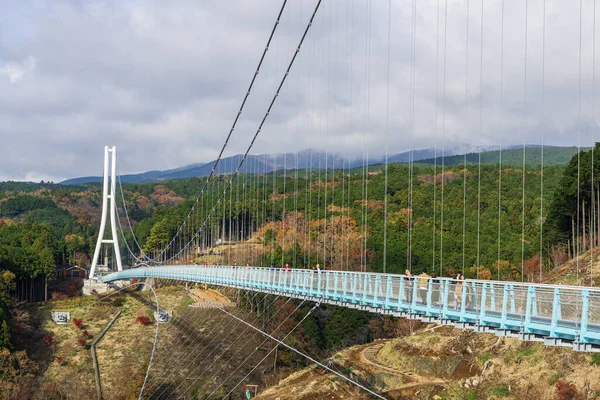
[102,266,600,352]
[81,0,600,398]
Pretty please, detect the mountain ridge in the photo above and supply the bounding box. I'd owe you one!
[59,145,577,185]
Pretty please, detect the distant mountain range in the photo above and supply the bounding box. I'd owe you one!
[60,145,583,185]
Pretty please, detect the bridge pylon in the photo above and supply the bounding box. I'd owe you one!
[90,146,122,280]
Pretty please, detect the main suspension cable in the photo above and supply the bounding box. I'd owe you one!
[153,0,324,264]
[150,0,290,263]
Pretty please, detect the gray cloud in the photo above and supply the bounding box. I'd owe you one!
[0,0,598,182]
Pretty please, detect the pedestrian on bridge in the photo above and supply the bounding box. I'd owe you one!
[404,269,413,302]
[418,268,431,304]
[454,273,464,309]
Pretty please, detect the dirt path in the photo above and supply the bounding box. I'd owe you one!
[361,341,408,374]
[359,340,447,393]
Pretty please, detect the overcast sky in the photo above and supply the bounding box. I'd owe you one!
[0,0,598,182]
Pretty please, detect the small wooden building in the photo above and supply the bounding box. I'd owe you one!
[56,265,88,279]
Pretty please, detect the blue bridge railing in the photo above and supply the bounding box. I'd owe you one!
[100,266,600,352]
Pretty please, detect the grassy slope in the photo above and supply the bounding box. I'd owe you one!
[13,292,159,399]
[15,285,288,399]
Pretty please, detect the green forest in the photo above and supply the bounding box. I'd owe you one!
[0,149,588,281]
[114,161,565,282]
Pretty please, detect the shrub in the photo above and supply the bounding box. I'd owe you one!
[72,318,83,329]
[43,335,54,346]
[548,373,564,385]
[428,336,440,344]
[51,291,67,300]
[136,316,151,326]
[555,380,579,400]
[76,337,86,347]
[590,353,600,366]
[82,330,89,338]
[105,295,125,307]
[67,283,78,296]
[478,353,493,365]
[464,390,479,400]
[490,385,510,397]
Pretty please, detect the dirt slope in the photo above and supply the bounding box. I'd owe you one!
[544,247,600,287]
[258,325,600,400]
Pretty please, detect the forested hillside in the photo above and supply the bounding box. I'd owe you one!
[1,156,570,283]
[418,146,588,168]
[4,144,599,293]
[545,143,600,279]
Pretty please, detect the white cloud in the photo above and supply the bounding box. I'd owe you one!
[0,0,597,182]
[0,55,36,83]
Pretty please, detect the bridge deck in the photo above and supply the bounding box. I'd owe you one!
[101,266,600,352]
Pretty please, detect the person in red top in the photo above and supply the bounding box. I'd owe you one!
[283,263,291,272]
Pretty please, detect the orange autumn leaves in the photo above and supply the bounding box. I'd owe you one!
[256,211,366,270]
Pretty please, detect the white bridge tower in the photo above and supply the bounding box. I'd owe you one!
[90,146,122,279]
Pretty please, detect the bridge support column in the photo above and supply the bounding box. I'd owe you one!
[90,146,122,280]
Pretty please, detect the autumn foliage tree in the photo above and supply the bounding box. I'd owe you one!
[495,260,521,281]
[257,212,365,270]
[523,255,543,282]
[468,265,492,280]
